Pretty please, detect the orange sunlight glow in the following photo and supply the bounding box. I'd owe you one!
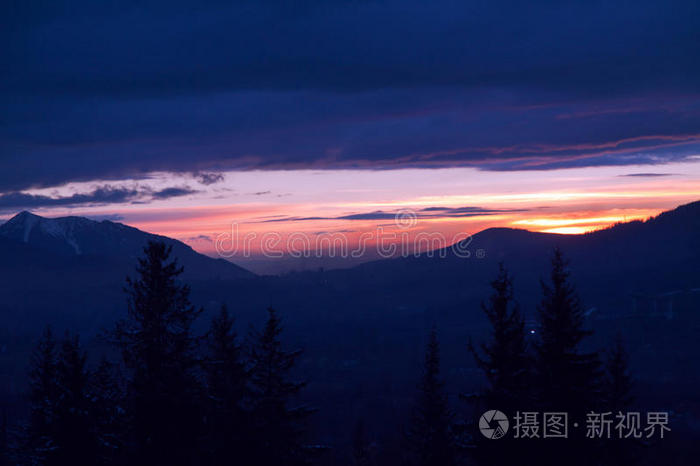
[540,226,596,234]
[512,213,652,234]
[512,216,642,227]
[9,163,700,256]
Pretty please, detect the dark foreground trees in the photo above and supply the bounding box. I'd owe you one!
[113,242,203,466]
[469,263,530,413]
[24,327,57,464]
[407,328,455,466]
[468,250,634,466]
[23,330,101,465]
[247,308,313,466]
[201,304,248,465]
[532,248,603,465]
[14,241,637,466]
[535,248,602,414]
[112,243,312,466]
[51,335,97,465]
[601,333,637,465]
[602,333,634,414]
[18,241,313,466]
[467,263,530,466]
[0,410,8,466]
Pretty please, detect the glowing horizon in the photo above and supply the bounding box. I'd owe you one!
[2,160,699,265]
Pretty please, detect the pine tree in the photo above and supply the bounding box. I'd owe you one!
[352,419,372,466]
[202,304,249,465]
[602,333,634,413]
[0,409,9,466]
[469,263,530,412]
[112,241,203,466]
[24,330,101,465]
[535,248,601,412]
[408,328,455,466]
[468,264,530,466]
[24,326,58,464]
[52,334,98,465]
[534,248,601,466]
[601,333,636,465]
[247,308,311,466]
[90,357,126,465]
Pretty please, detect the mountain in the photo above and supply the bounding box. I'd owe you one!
[1,203,698,335]
[0,211,254,282]
[187,201,700,445]
[324,200,700,315]
[0,202,699,451]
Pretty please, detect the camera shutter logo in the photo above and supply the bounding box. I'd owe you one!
[479,410,509,439]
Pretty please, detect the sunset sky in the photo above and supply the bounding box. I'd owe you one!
[2,0,700,269]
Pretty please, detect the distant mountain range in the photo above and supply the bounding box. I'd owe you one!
[333,199,700,314]
[1,202,699,331]
[1,202,699,445]
[0,211,254,281]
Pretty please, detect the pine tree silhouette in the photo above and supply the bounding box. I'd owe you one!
[112,241,203,466]
[469,263,530,412]
[90,357,126,465]
[24,330,100,465]
[247,308,312,466]
[534,248,601,466]
[0,409,9,466]
[407,328,455,466]
[603,333,634,413]
[352,419,373,466]
[601,333,638,465]
[535,248,601,412]
[202,304,249,465]
[468,264,530,466]
[52,334,98,465]
[24,326,58,464]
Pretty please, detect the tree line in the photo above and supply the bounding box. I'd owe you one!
[6,242,312,466]
[402,249,635,466]
[0,243,634,465]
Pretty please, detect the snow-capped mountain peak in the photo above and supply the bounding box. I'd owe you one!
[0,211,254,280]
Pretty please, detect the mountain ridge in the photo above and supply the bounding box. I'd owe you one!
[0,202,698,427]
[6,200,699,279]
[0,210,255,281]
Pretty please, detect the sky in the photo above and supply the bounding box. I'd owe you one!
[2,1,700,270]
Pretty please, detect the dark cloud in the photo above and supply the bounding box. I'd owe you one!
[258,206,525,223]
[418,206,528,218]
[337,212,398,221]
[0,187,140,212]
[420,206,523,215]
[250,191,272,196]
[195,172,224,185]
[152,186,199,199]
[4,1,699,96]
[186,234,213,243]
[2,0,699,190]
[86,213,125,222]
[619,173,675,177]
[259,216,326,223]
[0,184,199,213]
[314,230,356,235]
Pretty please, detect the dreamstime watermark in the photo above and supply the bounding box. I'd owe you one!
[214,209,485,260]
